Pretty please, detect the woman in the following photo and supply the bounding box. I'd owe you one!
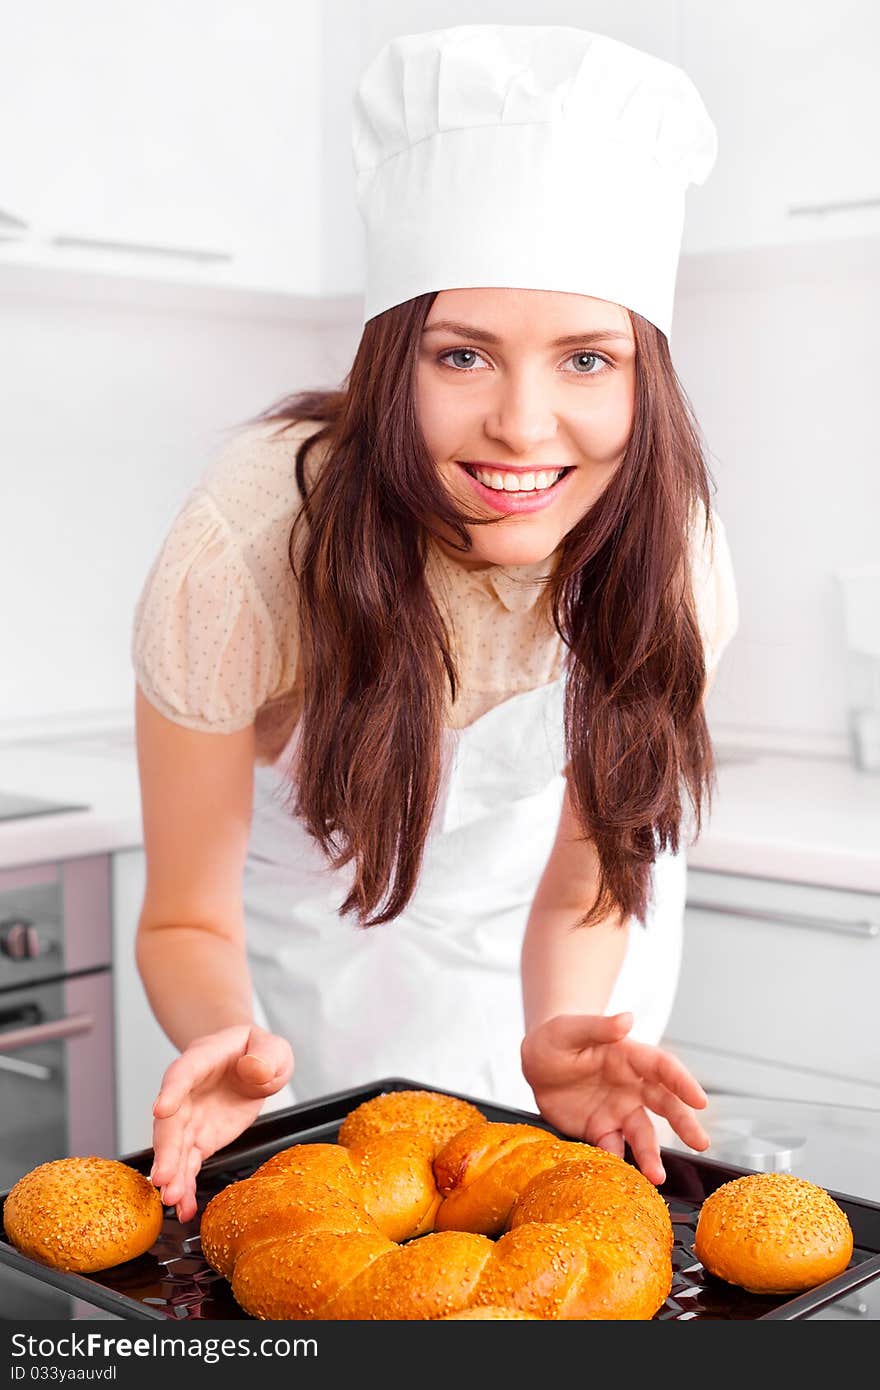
[133,24,738,1223]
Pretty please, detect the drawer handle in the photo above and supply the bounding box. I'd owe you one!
[0,1011,94,1050]
[0,1053,52,1081]
[788,195,880,217]
[49,234,234,264]
[686,898,880,939]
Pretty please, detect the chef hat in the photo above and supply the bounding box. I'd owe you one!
[351,24,717,340]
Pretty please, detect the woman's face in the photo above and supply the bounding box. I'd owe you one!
[416,287,636,569]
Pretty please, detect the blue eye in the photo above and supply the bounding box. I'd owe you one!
[436,347,611,376]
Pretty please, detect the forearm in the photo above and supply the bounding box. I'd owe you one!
[521,901,629,1033]
[136,922,254,1052]
[522,776,631,1030]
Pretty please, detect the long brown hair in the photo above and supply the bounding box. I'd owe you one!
[241,291,716,930]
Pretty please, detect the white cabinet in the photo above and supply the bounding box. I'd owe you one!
[681,0,880,255]
[111,847,178,1154]
[662,866,880,1108]
[0,1,327,297]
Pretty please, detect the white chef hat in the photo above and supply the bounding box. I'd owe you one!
[351,24,717,340]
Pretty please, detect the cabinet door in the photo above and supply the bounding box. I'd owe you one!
[0,1,323,294]
[681,0,880,254]
[664,867,880,1088]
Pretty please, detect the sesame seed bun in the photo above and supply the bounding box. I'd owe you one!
[437,1306,542,1319]
[3,1156,164,1273]
[694,1172,853,1295]
[337,1090,485,1158]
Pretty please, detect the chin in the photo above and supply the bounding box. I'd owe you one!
[470,532,560,568]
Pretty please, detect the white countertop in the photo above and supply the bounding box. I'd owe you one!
[0,731,878,892]
[685,750,880,893]
[0,730,143,871]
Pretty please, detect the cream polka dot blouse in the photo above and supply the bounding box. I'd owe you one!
[131,417,739,762]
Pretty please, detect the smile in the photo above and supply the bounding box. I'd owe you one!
[461,464,571,493]
[456,462,575,516]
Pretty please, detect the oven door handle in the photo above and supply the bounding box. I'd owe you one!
[0,1054,53,1081]
[0,1011,94,1050]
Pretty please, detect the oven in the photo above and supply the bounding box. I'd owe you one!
[0,855,116,1317]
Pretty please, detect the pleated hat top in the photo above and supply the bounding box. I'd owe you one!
[351,23,717,340]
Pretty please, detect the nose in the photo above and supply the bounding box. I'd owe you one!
[483,367,559,456]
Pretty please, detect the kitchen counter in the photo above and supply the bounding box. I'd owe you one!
[0,730,142,870]
[686,750,880,893]
[0,730,878,891]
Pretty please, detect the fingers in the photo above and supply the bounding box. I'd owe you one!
[150,1108,187,1190]
[593,1128,625,1160]
[590,1106,668,1185]
[615,1039,708,1110]
[158,1137,191,1209]
[619,1107,666,1185]
[153,1043,223,1120]
[174,1145,203,1224]
[642,1083,711,1153]
[155,1128,202,1221]
[234,1027,294,1097]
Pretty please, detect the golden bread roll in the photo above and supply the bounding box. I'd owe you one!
[438,1307,542,1319]
[200,1173,381,1278]
[202,1129,442,1278]
[206,1089,675,1320]
[510,1156,674,1254]
[3,1156,163,1273]
[319,1230,495,1320]
[434,1122,614,1235]
[694,1172,854,1294]
[252,1141,361,1200]
[232,1231,397,1320]
[473,1219,671,1320]
[344,1131,440,1240]
[337,1088,485,1156]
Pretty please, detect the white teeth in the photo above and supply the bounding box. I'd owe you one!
[470,467,564,492]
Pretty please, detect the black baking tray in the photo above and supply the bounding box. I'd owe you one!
[2,1076,880,1321]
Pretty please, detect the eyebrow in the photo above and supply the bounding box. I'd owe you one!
[422,319,634,347]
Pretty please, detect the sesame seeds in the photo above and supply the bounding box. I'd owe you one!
[695,1173,853,1295]
[3,1157,163,1274]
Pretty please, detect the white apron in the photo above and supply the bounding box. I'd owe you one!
[243,673,686,1114]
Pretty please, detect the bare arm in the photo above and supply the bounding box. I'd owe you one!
[133,685,294,1221]
[520,755,708,1181]
[521,777,628,1031]
[134,684,257,1048]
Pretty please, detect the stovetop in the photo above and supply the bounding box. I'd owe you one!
[0,791,90,822]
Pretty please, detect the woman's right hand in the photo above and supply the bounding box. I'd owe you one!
[149,1023,294,1223]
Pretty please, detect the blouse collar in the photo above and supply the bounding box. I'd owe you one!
[427,536,562,614]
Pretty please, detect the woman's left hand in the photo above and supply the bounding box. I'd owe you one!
[520,1011,710,1185]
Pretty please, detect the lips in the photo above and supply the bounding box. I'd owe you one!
[458,462,575,475]
[455,461,575,516]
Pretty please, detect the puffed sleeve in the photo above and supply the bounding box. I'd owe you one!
[131,486,286,733]
[689,503,740,687]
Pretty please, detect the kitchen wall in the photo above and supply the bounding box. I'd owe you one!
[2,240,876,757]
[1,0,877,761]
[674,235,880,758]
[0,281,359,738]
